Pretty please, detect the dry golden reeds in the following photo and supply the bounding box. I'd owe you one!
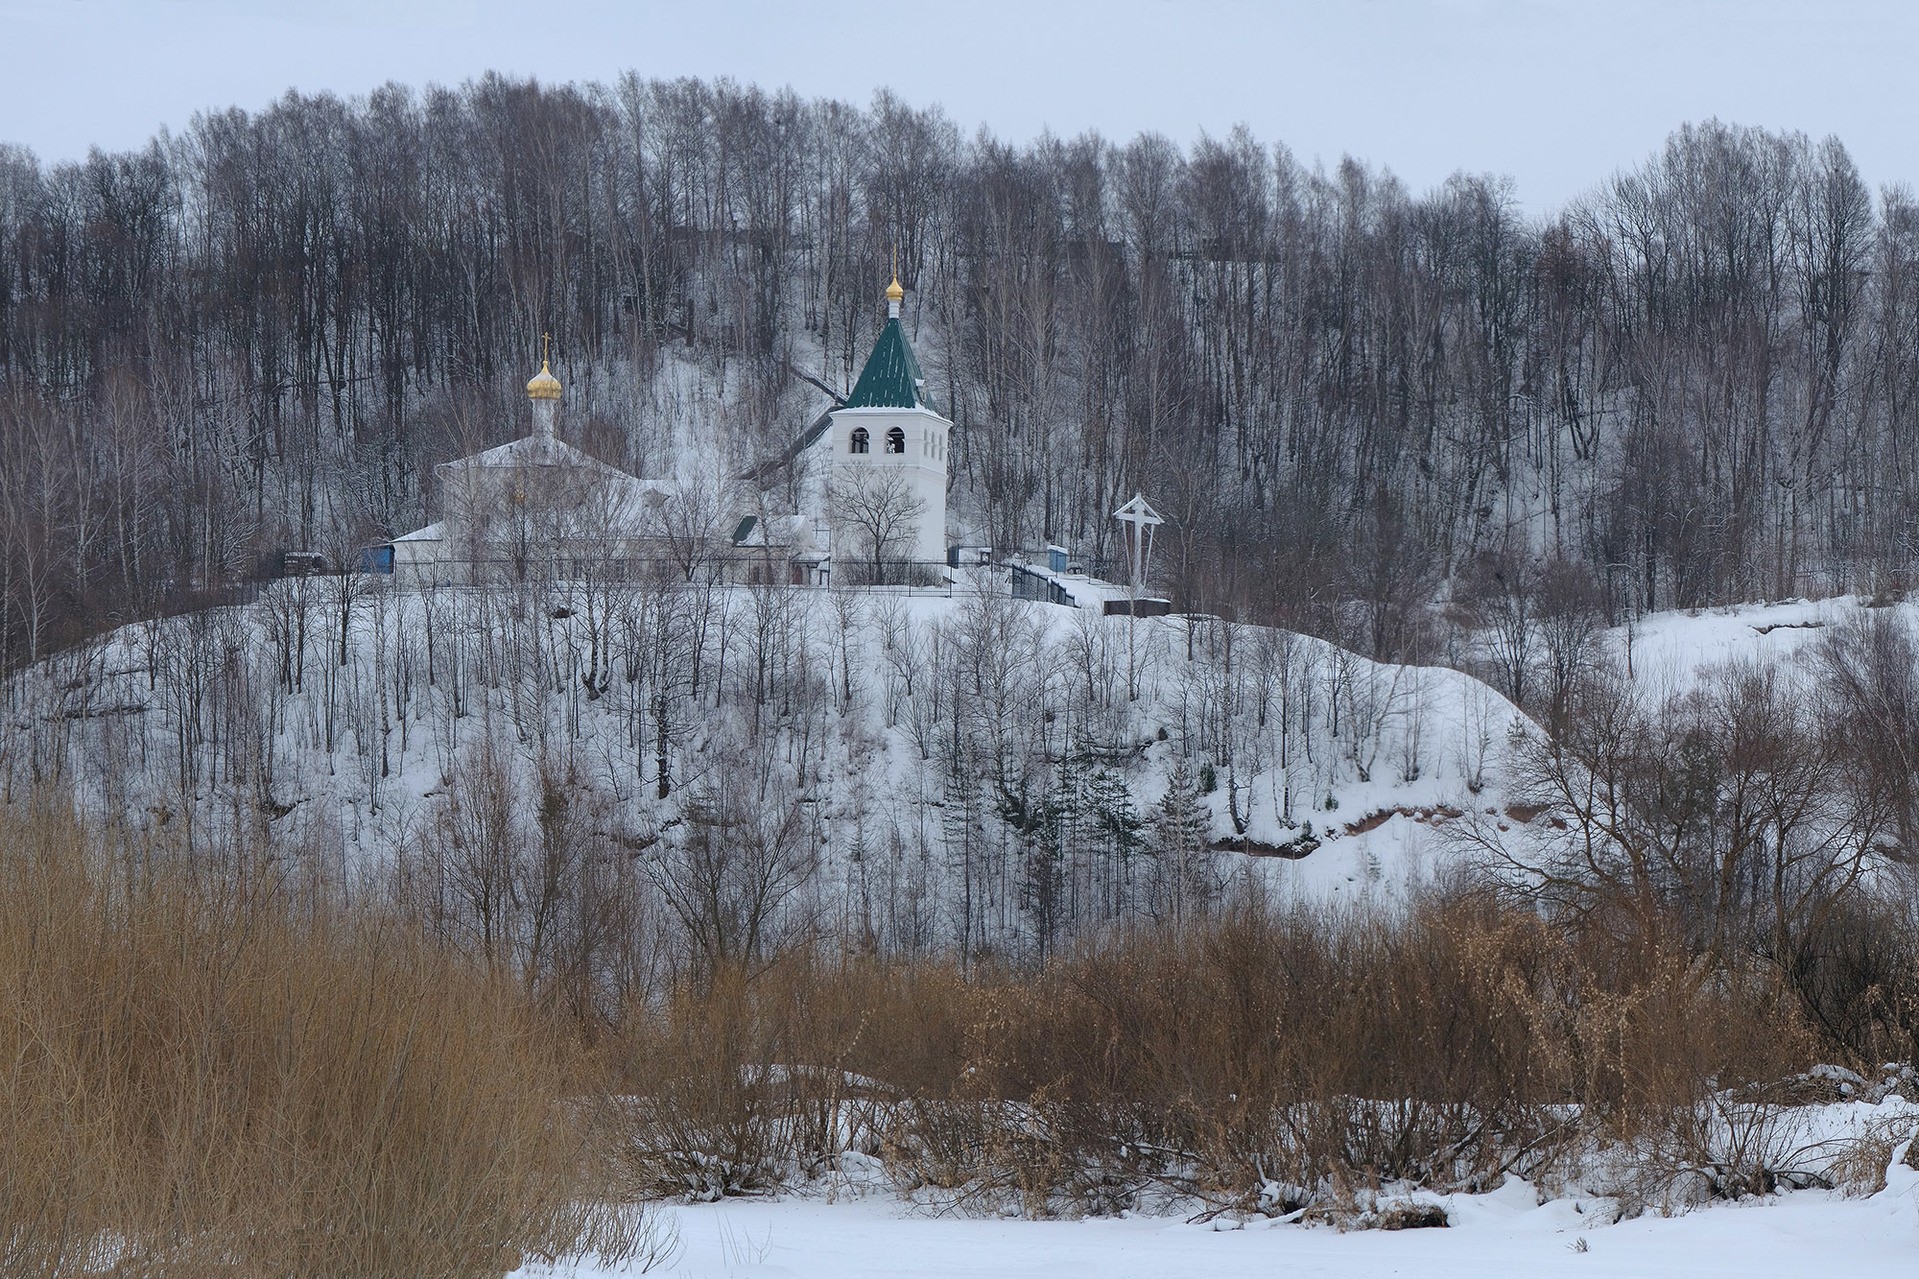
[0,792,1880,1244]
[0,803,659,1278]
[593,888,1833,1217]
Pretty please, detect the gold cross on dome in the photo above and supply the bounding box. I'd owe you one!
[542,332,551,365]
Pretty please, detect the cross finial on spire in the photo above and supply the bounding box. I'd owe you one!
[885,249,904,319]
[541,332,551,367]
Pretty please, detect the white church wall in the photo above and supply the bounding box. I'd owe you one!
[827,405,949,569]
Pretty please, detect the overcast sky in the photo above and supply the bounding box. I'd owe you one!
[2,0,1913,213]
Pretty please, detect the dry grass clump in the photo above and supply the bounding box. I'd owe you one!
[592,889,1830,1221]
[598,952,982,1199]
[0,805,657,1278]
[947,894,1813,1215]
[1821,1118,1919,1197]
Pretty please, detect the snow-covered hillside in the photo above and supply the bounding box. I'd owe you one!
[4,569,1525,951]
[13,582,1919,1277]
[22,581,1919,943]
[1615,594,1896,686]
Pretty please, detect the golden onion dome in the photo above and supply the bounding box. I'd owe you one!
[885,275,905,305]
[526,358,562,400]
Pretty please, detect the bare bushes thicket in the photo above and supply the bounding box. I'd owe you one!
[600,953,974,1199]
[0,806,662,1279]
[597,890,1823,1219]
[0,796,1887,1246]
[1469,643,1919,1072]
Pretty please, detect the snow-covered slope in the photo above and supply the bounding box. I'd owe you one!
[1613,595,1875,690]
[4,571,1526,949]
[32,583,1919,949]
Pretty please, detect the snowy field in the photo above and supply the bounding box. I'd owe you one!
[1618,595,1882,688]
[511,1088,1919,1279]
[524,1151,1919,1278]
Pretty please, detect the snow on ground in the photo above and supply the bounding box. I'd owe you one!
[28,584,1919,920]
[520,1094,1919,1278]
[523,1153,1919,1279]
[10,568,1528,927]
[1611,594,1893,691]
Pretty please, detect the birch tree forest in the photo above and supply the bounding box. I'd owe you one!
[2,75,1915,669]
[13,62,1919,1268]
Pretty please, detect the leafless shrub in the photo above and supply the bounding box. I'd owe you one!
[1822,1118,1919,1197]
[591,887,1822,1223]
[0,802,666,1278]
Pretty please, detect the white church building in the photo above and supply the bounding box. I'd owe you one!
[384,276,948,588]
[823,275,950,579]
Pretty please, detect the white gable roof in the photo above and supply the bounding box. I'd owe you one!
[434,434,671,536]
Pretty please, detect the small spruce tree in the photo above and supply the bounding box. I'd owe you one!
[1086,767,1144,916]
[1150,758,1216,928]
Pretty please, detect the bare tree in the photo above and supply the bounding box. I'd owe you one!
[1534,557,1605,731]
[826,468,926,586]
[1469,658,1884,970]
[656,472,732,584]
[648,745,814,981]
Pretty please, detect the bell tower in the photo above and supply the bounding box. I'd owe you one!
[827,274,949,571]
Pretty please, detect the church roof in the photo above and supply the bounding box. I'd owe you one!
[844,317,932,410]
[447,434,620,472]
[432,433,670,536]
[731,513,813,548]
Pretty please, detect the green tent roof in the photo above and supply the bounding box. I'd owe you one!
[844,317,930,410]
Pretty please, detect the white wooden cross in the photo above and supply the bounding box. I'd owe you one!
[1112,493,1164,589]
